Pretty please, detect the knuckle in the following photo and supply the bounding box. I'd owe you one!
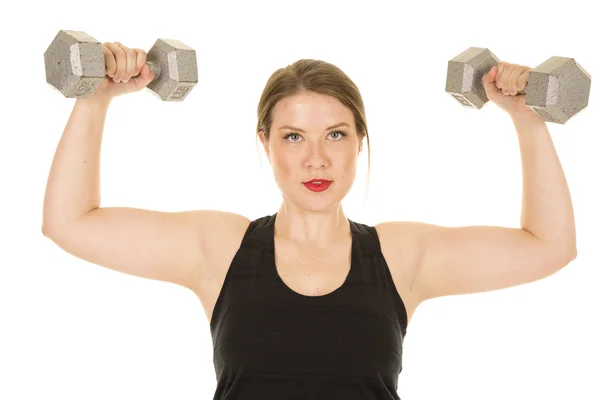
[115,41,128,50]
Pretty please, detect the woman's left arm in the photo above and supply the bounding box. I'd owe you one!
[377,63,577,302]
[513,111,576,252]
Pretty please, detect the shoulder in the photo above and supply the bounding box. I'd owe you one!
[196,210,254,267]
[373,219,444,263]
[374,220,440,251]
[373,220,437,286]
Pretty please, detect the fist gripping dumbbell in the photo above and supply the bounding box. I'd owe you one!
[445,47,591,124]
[44,30,198,101]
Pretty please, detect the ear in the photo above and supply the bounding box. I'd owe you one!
[259,130,270,160]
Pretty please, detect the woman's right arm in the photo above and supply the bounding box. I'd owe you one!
[42,42,250,293]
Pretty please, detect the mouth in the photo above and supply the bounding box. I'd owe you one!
[302,179,333,192]
[303,179,332,185]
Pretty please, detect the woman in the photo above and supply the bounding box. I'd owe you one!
[42,41,577,399]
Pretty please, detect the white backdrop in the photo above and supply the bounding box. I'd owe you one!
[1,1,598,399]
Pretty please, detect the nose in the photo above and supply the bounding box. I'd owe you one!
[304,142,328,169]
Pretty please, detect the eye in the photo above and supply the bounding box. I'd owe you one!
[329,130,348,140]
[283,130,348,142]
[283,132,302,142]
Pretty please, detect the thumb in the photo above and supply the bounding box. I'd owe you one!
[482,65,500,96]
[482,65,498,87]
[134,64,154,87]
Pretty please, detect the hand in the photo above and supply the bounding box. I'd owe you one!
[91,42,155,101]
[482,62,540,119]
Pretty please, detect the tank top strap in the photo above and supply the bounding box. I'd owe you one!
[238,213,276,251]
[348,220,383,258]
[240,214,382,256]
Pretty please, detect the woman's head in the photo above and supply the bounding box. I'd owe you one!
[256,59,370,212]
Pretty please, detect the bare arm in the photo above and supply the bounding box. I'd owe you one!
[377,64,577,303]
[41,96,204,290]
[42,40,251,293]
[42,97,249,292]
[42,97,109,229]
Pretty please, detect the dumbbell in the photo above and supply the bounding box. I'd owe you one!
[445,47,591,124]
[43,30,198,101]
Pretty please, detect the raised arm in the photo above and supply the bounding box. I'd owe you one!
[42,41,250,292]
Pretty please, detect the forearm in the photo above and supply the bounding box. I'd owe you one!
[513,112,577,254]
[43,96,112,231]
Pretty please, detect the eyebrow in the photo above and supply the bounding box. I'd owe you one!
[278,122,350,133]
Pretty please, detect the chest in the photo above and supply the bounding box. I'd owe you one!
[199,226,420,326]
[273,234,420,324]
[274,239,352,297]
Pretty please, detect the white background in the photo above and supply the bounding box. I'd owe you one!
[1,0,598,399]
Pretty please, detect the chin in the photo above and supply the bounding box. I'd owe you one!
[294,188,344,211]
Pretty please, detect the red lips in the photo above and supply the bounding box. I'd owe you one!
[304,179,332,184]
[303,180,333,192]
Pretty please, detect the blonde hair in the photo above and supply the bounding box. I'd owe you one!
[255,59,371,200]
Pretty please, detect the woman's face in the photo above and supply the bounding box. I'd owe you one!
[259,91,362,213]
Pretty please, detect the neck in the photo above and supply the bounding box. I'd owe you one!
[274,204,350,246]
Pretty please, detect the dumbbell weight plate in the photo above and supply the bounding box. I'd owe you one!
[44,30,106,98]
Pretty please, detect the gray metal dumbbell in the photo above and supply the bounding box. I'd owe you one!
[445,47,591,124]
[44,30,198,101]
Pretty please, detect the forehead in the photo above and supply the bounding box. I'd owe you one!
[272,92,353,127]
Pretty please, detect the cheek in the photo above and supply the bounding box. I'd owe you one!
[271,152,297,178]
[337,154,357,176]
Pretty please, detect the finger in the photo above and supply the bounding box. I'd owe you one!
[517,69,530,93]
[105,42,126,82]
[133,49,147,77]
[508,66,523,95]
[496,62,506,89]
[500,64,515,95]
[115,42,136,82]
[102,44,116,78]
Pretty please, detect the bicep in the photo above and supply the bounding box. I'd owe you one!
[412,224,574,302]
[45,207,209,291]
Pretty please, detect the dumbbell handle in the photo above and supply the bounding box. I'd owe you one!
[129,59,162,80]
[492,68,526,96]
[483,81,526,96]
[494,63,528,95]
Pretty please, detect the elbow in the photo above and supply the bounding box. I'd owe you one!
[41,217,60,239]
[42,212,54,237]
[558,244,577,265]
[42,224,55,239]
[42,225,55,239]
[565,236,577,262]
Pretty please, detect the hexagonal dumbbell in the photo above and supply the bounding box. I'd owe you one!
[44,30,198,101]
[445,47,591,124]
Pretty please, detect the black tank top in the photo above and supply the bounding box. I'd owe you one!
[210,213,409,399]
